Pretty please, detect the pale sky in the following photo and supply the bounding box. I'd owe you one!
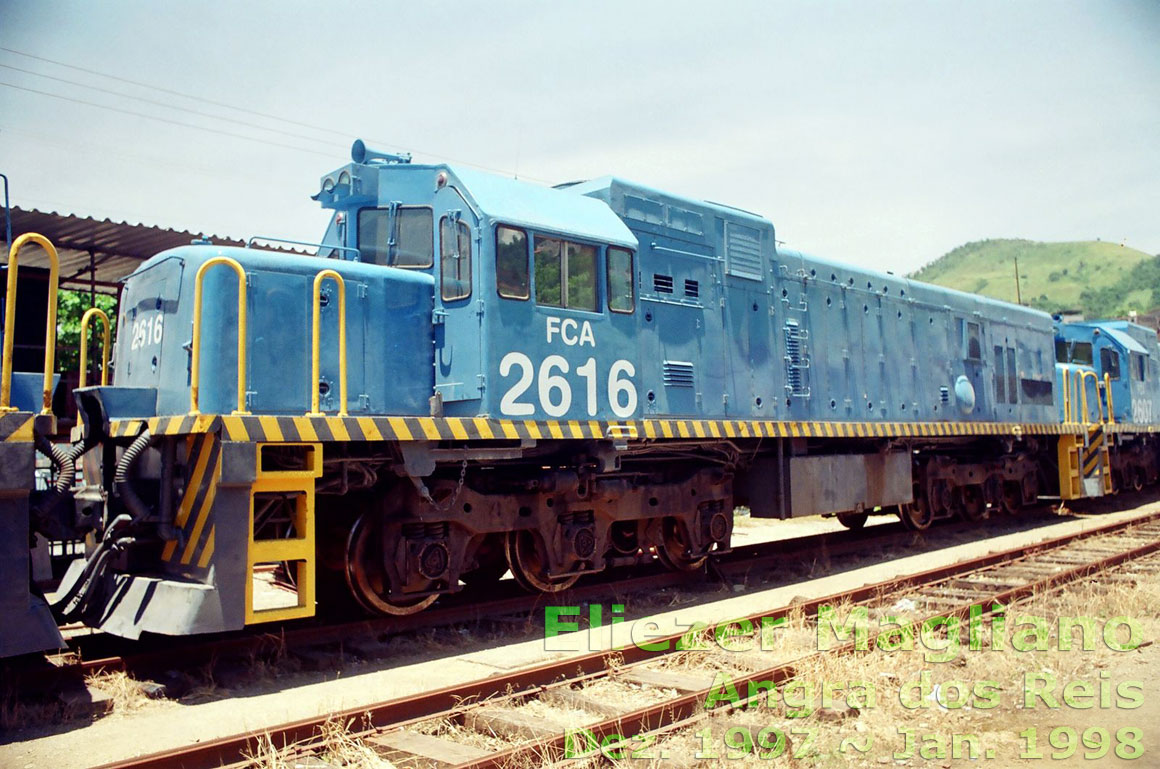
[1,0,1157,274]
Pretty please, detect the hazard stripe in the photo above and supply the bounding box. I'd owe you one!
[162,433,217,563]
[358,416,383,441]
[0,413,34,442]
[222,416,249,442]
[327,417,351,441]
[180,445,220,565]
[197,529,215,569]
[114,413,1138,445]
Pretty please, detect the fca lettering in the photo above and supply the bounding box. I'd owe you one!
[546,317,595,347]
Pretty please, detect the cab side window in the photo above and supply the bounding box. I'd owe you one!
[496,226,529,299]
[1100,348,1121,380]
[566,242,597,311]
[534,236,598,311]
[357,207,433,267]
[607,247,635,313]
[440,217,472,301]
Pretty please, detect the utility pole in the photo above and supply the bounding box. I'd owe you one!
[1014,257,1023,305]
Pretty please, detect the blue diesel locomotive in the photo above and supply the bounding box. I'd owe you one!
[1,140,1157,656]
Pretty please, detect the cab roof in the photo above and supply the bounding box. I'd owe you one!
[448,167,639,250]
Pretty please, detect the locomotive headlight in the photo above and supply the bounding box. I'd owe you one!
[436,171,449,190]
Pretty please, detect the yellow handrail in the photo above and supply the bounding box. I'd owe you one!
[79,307,111,388]
[1079,370,1103,424]
[1062,367,1072,423]
[1,233,59,414]
[190,256,248,416]
[308,269,347,416]
[1103,372,1115,425]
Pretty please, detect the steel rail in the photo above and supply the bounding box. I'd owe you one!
[26,502,1141,688]
[38,508,1049,685]
[466,522,1160,768]
[91,507,1160,769]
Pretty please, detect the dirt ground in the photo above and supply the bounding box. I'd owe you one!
[642,554,1160,768]
[2,506,1157,768]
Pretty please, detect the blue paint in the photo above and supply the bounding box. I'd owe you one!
[111,141,1150,429]
[1055,319,1160,424]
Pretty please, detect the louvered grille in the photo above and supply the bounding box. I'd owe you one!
[783,320,811,397]
[663,360,695,387]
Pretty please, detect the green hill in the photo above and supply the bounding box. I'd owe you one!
[910,239,1160,318]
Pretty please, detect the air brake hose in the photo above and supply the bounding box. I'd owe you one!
[52,431,154,622]
[114,429,153,522]
[34,432,93,493]
[51,513,132,621]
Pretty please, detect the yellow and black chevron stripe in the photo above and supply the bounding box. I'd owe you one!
[160,432,220,569]
[109,414,1082,443]
[0,412,35,442]
[1082,424,1107,478]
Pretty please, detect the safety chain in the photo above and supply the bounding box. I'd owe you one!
[422,458,469,513]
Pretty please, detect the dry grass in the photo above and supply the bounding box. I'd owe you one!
[609,555,1160,767]
[84,670,149,713]
[413,715,513,752]
[242,718,397,769]
[579,677,671,708]
[316,718,394,768]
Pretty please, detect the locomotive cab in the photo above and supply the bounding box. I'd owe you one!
[314,145,641,420]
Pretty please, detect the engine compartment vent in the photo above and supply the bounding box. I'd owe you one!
[783,319,811,397]
[654,274,674,294]
[663,360,695,388]
[684,279,699,298]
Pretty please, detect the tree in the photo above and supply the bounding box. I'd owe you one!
[56,290,117,377]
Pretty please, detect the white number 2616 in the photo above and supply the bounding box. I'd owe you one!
[129,313,164,352]
[499,353,637,419]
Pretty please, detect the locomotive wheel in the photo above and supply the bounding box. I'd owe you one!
[836,512,869,530]
[504,530,579,593]
[654,517,707,572]
[898,487,933,531]
[1130,467,1145,492]
[345,513,438,616]
[1000,481,1023,515]
[957,485,987,522]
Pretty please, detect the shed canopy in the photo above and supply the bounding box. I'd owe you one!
[2,207,302,294]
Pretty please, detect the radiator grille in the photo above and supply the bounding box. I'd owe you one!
[725,221,763,281]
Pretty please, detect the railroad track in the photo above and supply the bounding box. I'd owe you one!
[92,506,1160,769]
[16,509,1041,690]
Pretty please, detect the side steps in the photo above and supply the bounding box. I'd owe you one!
[245,442,322,624]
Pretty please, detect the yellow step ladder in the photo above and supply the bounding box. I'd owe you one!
[1058,368,1113,500]
[245,442,322,624]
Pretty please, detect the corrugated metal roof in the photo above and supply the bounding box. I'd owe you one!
[2,207,304,293]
